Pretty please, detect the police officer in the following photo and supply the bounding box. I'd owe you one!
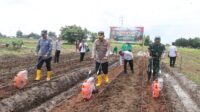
[147,36,165,82]
[92,31,110,87]
[35,30,53,81]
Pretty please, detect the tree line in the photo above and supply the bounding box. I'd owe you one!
[1,25,97,44]
[175,37,200,48]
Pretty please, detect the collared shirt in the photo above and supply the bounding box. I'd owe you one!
[92,39,110,63]
[79,42,88,53]
[35,37,52,57]
[169,45,177,57]
[123,51,133,60]
[55,40,61,51]
[148,43,165,57]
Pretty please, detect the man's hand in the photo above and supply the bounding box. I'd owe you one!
[161,55,165,60]
[90,56,95,61]
[103,56,108,60]
[42,55,48,59]
[35,52,38,56]
[147,55,152,59]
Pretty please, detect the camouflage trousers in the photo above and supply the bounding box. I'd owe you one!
[147,58,160,81]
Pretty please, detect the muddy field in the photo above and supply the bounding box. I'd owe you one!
[52,57,171,112]
[0,53,92,100]
[0,53,200,112]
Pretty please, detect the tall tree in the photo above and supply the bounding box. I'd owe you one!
[60,25,89,44]
[16,30,23,38]
[48,31,57,38]
[28,32,40,39]
[144,35,152,46]
[175,37,200,48]
[89,32,97,42]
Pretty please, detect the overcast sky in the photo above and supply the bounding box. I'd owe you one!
[0,0,200,43]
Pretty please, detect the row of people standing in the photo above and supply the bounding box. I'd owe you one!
[34,30,177,85]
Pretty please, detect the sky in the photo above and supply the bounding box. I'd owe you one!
[0,0,200,44]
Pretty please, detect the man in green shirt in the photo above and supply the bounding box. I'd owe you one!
[147,36,165,82]
[121,42,133,52]
[113,46,118,56]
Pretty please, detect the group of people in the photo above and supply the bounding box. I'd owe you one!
[34,30,177,86]
[114,36,177,83]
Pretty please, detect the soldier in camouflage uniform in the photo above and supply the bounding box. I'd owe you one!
[147,36,165,82]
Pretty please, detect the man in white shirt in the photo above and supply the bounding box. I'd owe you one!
[168,42,177,67]
[54,38,61,63]
[79,39,88,62]
[119,50,134,74]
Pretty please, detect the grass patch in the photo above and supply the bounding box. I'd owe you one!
[164,47,200,86]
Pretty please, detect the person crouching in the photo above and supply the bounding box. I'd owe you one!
[119,50,134,74]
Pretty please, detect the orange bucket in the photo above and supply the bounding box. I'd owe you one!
[152,80,159,98]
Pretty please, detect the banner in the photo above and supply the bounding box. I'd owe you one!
[110,27,144,43]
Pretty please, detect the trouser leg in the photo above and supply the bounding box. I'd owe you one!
[80,52,85,62]
[95,61,101,75]
[124,60,127,73]
[54,51,57,63]
[147,59,152,82]
[129,60,134,73]
[173,57,176,67]
[101,62,108,75]
[153,59,160,81]
[82,53,85,61]
[37,57,44,70]
[170,57,173,66]
[45,57,52,71]
[54,50,59,63]
[57,50,60,63]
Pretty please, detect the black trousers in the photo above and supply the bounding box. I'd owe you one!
[96,61,108,75]
[124,60,134,73]
[54,50,60,63]
[80,52,85,62]
[170,57,176,67]
[37,57,52,71]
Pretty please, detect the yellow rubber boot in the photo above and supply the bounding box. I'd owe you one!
[104,74,109,84]
[35,70,41,81]
[46,71,52,81]
[96,75,102,87]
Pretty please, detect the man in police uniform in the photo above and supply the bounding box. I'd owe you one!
[92,31,110,87]
[147,36,165,82]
